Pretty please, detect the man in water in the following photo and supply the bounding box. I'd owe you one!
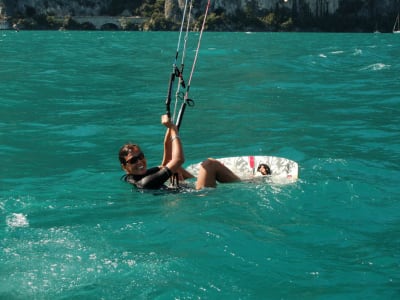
[119,114,240,190]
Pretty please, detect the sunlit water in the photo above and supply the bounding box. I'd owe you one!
[1,31,399,299]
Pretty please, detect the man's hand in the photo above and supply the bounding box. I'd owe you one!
[161,114,174,128]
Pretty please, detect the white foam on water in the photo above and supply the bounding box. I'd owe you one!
[6,213,29,228]
[361,63,390,71]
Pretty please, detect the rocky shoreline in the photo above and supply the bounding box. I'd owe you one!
[0,0,398,33]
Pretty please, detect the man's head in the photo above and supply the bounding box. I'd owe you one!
[119,144,147,175]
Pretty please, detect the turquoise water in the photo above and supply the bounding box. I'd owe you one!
[1,30,399,299]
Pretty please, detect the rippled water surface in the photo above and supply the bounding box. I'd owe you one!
[1,31,399,299]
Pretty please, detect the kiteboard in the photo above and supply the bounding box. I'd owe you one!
[186,155,299,184]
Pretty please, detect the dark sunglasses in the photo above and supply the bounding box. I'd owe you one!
[126,152,145,165]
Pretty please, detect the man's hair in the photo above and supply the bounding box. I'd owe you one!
[118,143,140,165]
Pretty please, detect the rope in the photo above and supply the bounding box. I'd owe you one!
[172,0,193,122]
[185,0,211,95]
[175,0,211,129]
[166,0,191,120]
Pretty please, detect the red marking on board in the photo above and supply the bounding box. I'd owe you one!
[249,156,255,169]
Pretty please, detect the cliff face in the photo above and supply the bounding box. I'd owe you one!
[1,0,398,32]
[163,0,341,18]
[209,0,339,15]
[2,0,396,18]
[2,0,111,16]
[208,0,395,17]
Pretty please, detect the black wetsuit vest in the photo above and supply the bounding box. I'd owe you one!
[122,167,172,189]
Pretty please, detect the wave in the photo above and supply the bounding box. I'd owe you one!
[360,63,391,71]
[6,213,29,228]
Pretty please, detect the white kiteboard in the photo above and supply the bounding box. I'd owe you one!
[186,155,299,184]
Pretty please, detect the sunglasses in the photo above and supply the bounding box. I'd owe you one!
[126,152,145,165]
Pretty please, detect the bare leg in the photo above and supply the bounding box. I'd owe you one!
[196,158,240,190]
